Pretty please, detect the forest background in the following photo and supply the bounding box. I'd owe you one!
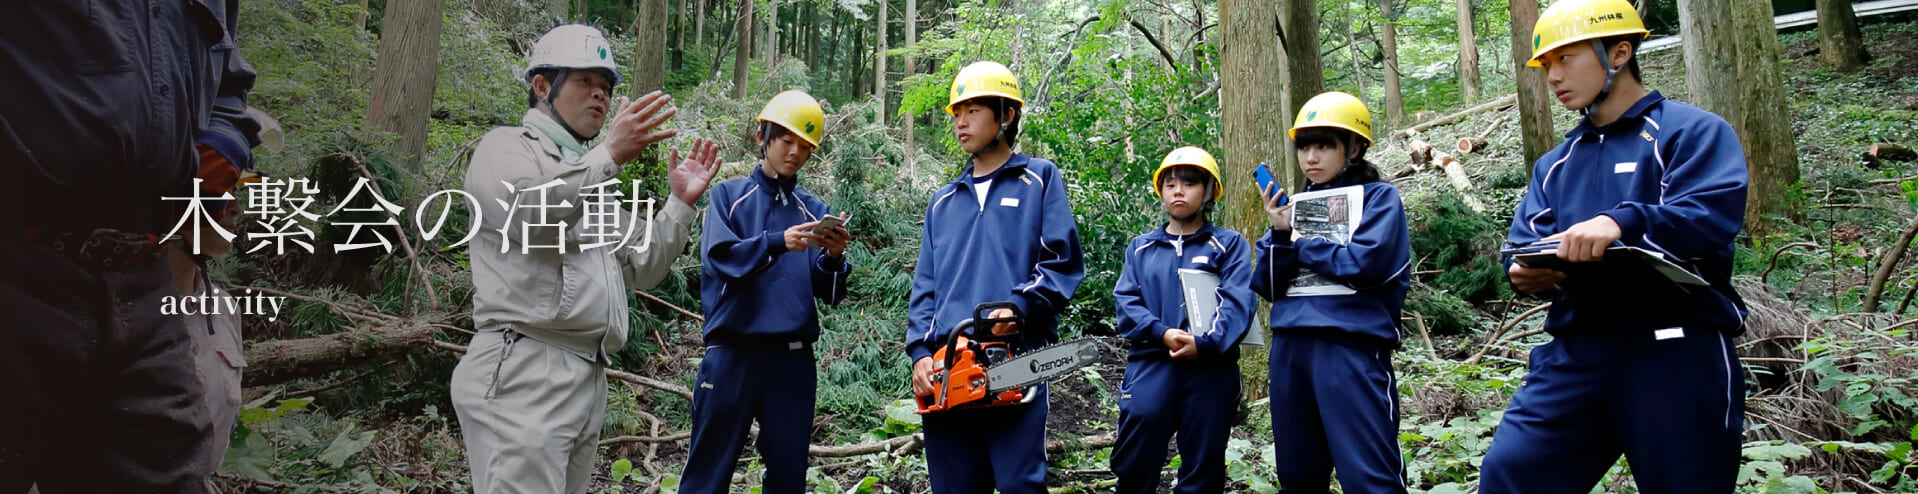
[210,0,1918,491]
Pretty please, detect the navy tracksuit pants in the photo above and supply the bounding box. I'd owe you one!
[922,386,1051,494]
[1480,325,1744,494]
[678,344,817,494]
[1111,357,1241,494]
[1268,332,1408,494]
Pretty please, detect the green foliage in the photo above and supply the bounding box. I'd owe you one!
[1738,441,1827,493]
[227,395,378,485]
[1405,192,1508,334]
[1225,434,1281,494]
[611,458,635,483]
[240,0,374,172]
[232,0,1918,488]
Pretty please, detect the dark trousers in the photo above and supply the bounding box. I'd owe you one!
[922,386,1050,494]
[1268,332,1408,494]
[678,344,817,494]
[0,239,212,493]
[1480,326,1744,494]
[1111,357,1240,494]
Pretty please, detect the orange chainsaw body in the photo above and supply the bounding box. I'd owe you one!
[915,335,1027,413]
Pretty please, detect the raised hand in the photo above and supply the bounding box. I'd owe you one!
[667,137,721,205]
[606,91,679,165]
[1261,182,1294,232]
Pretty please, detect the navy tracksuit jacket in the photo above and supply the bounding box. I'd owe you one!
[680,167,849,494]
[1480,92,1750,494]
[1110,223,1256,494]
[907,153,1085,494]
[1253,178,1413,494]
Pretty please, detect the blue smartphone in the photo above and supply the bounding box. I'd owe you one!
[1253,162,1288,206]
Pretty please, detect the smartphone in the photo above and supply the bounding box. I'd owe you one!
[1253,162,1288,206]
[807,213,851,248]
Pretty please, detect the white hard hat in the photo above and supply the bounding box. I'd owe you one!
[523,24,623,86]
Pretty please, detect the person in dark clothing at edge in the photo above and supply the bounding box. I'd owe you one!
[0,1,263,493]
[678,89,851,493]
[906,60,1085,494]
[1478,0,1750,491]
[1253,91,1413,494]
[1108,146,1257,494]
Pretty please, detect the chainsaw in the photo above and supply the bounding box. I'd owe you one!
[915,302,1103,414]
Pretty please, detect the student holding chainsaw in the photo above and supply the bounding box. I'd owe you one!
[1478,0,1750,490]
[1108,147,1257,494]
[1252,91,1412,494]
[678,90,850,493]
[906,61,1086,494]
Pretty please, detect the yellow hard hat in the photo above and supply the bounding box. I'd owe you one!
[756,90,826,147]
[1290,92,1374,146]
[1153,146,1224,202]
[1528,0,1649,67]
[945,61,1025,116]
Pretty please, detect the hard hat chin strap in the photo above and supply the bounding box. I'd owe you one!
[541,68,595,143]
[1580,38,1623,117]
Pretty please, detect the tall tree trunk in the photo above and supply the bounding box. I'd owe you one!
[1455,0,1481,104]
[633,0,670,95]
[1510,0,1556,169]
[1279,0,1322,183]
[851,18,865,98]
[1735,0,1802,234]
[807,2,821,69]
[874,0,888,119]
[1381,0,1407,128]
[1342,0,1369,106]
[346,0,369,31]
[766,1,778,64]
[748,16,760,60]
[705,10,738,81]
[675,0,688,70]
[825,7,836,69]
[1679,0,1801,235]
[1191,0,1207,75]
[1221,0,1294,233]
[905,0,917,76]
[546,0,570,19]
[731,0,752,99]
[576,0,588,22]
[904,0,918,172]
[1816,0,1870,71]
[365,0,442,173]
[696,0,708,46]
[1123,28,1136,166]
[1162,16,1176,73]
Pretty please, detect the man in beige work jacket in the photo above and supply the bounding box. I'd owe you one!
[450,23,721,494]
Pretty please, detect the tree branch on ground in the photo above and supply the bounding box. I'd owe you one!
[1468,302,1551,364]
[1864,214,1918,312]
[1390,94,1517,139]
[1761,242,1819,284]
